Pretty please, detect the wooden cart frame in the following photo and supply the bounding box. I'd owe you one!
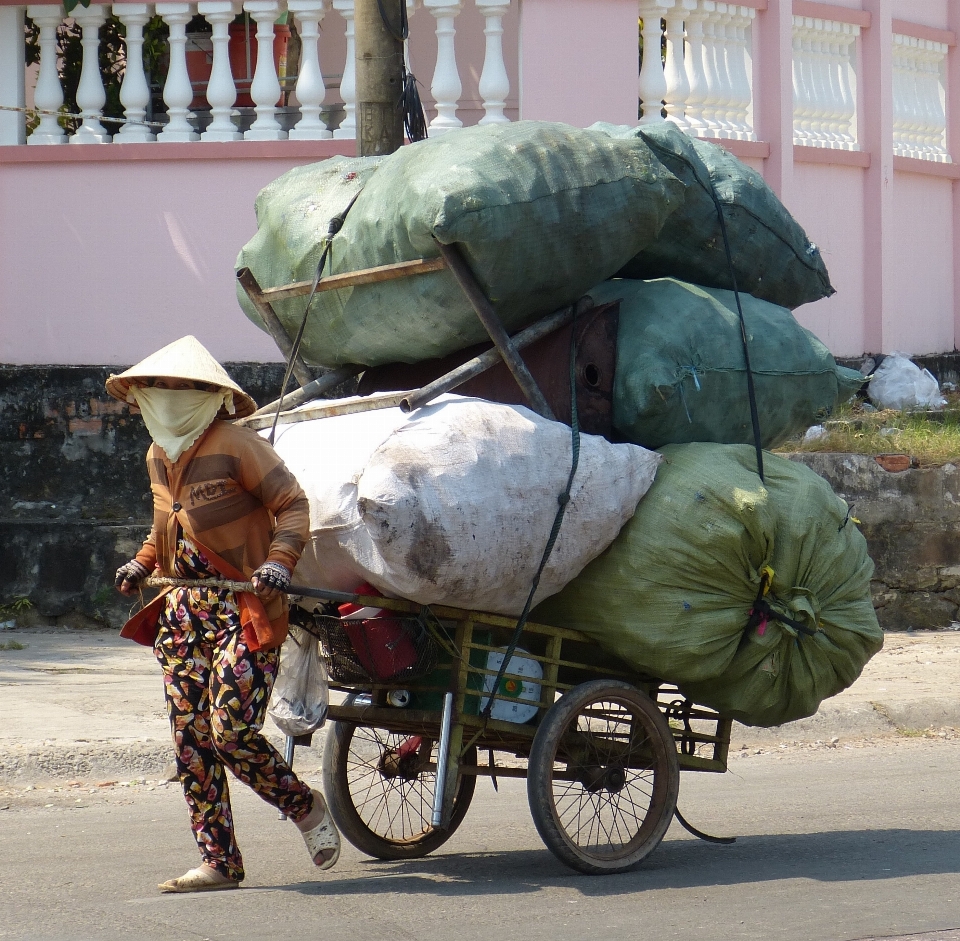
[292,587,733,875]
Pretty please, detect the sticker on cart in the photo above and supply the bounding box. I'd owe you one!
[479,648,543,724]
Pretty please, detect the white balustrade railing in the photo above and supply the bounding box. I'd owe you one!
[4,2,953,160]
[892,32,950,163]
[6,0,517,144]
[638,0,756,141]
[792,16,859,150]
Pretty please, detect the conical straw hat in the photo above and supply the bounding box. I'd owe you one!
[105,335,257,419]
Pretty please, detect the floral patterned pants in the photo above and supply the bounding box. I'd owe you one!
[154,587,313,881]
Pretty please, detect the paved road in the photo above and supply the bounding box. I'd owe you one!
[1,738,958,941]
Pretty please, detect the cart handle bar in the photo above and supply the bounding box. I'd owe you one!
[145,576,372,607]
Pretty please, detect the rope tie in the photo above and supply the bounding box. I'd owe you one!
[744,567,819,640]
[706,183,764,482]
[477,309,581,724]
[268,190,362,444]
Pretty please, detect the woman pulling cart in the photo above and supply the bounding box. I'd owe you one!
[109,335,342,893]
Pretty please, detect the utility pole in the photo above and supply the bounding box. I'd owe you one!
[355,0,405,156]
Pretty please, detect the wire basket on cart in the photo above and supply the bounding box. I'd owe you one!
[299,611,439,686]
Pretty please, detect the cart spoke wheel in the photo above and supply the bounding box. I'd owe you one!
[322,719,476,860]
[527,679,679,875]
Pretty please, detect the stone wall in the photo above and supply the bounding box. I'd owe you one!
[0,364,291,627]
[3,364,960,632]
[788,453,960,630]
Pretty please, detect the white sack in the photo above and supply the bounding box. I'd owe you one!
[268,403,412,593]
[868,352,947,410]
[270,395,662,616]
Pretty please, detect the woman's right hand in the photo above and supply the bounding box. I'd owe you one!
[115,559,150,595]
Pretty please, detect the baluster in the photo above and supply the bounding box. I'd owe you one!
[683,3,709,136]
[243,0,286,139]
[114,4,156,142]
[802,20,821,145]
[914,43,934,158]
[902,37,923,158]
[810,21,833,146]
[909,42,926,158]
[663,0,695,129]
[823,22,846,148]
[891,36,908,157]
[798,20,819,144]
[288,0,331,138]
[712,4,738,137]
[27,5,66,144]
[922,42,948,160]
[476,0,510,125]
[805,19,827,145]
[724,5,753,139]
[70,3,110,142]
[835,23,859,149]
[332,0,356,138]
[638,0,669,125]
[791,19,808,145]
[198,0,241,140]
[821,21,844,147]
[699,1,724,136]
[425,0,463,133]
[157,2,200,141]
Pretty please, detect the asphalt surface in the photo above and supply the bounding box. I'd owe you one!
[2,625,959,783]
[0,739,958,941]
[1,626,959,941]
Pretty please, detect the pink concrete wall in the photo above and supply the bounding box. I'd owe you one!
[517,0,639,126]
[790,163,868,358]
[0,152,356,366]
[4,0,960,367]
[890,0,948,29]
[887,170,956,354]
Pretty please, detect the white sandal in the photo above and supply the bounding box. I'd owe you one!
[158,866,240,894]
[299,790,341,871]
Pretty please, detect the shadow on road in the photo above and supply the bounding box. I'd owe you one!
[245,827,960,897]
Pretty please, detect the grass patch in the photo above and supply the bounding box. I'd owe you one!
[775,395,960,467]
[0,598,32,618]
[0,641,25,651]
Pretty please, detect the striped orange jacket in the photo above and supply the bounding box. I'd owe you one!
[132,419,310,648]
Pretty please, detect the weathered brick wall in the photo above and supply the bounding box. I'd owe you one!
[788,453,960,631]
[0,364,289,627]
[3,363,959,632]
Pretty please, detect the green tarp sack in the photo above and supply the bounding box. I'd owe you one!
[587,278,864,449]
[235,122,685,368]
[532,444,883,728]
[590,122,834,310]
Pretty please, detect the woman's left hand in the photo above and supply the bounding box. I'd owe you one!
[251,561,291,602]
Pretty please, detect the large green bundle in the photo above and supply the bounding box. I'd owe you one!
[236,122,684,368]
[532,444,882,727]
[587,278,863,449]
[590,122,834,310]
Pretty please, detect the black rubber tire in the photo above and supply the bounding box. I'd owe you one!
[322,719,477,860]
[526,679,680,875]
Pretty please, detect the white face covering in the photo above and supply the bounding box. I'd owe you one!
[129,387,231,462]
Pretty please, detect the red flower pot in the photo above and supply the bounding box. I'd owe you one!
[185,22,291,110]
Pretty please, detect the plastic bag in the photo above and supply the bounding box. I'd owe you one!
[268,627,329,736]
[868,353,947,410]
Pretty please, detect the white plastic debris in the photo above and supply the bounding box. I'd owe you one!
[867,353,947,410]
[803,425,826,441]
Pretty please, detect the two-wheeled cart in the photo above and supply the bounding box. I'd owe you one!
[237,248,733,874]
[289,587,733,876]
